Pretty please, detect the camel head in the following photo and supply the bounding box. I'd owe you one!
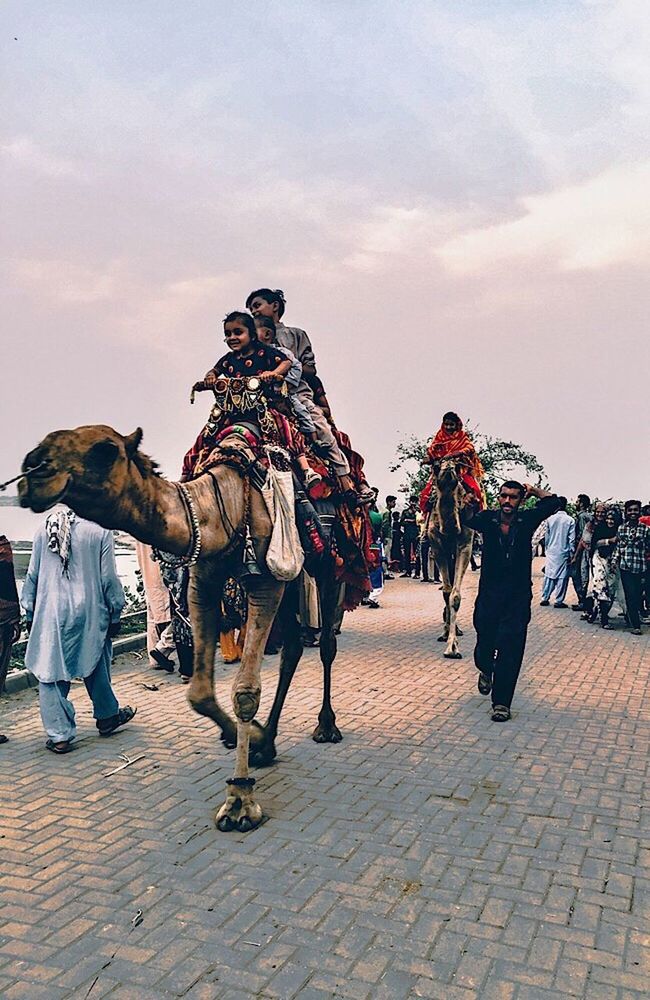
[19,425,147,515]
[432,456,462,492]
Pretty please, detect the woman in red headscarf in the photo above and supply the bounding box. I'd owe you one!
[420,411,484,511]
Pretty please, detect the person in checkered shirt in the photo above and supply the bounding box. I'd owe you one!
[614,500,650,635]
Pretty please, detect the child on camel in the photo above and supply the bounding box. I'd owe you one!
[255,314,358,490]
[421,411,485,511]
[246,287,374,505]
[181,311,315,484]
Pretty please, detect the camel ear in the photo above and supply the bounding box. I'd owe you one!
[124,427,143,458]
[86,439,120,472]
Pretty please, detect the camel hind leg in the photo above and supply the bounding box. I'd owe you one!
[187,560,238,747]
[312,565,344,744]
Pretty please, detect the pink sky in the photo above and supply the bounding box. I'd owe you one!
[2,1,649,541]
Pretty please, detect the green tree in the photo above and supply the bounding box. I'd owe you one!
[390,422,548,505]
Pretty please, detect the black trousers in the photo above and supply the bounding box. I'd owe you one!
[474,614,529,709]
[620,569,643,630]
[402,536,419,574]
[419,538,440,582]
[570,560,586,605]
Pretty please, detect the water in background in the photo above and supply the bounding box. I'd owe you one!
[3,506,140,596]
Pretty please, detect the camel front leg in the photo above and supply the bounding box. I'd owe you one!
[186,561,237,748]
[431,544,452,644]
[215,721,262,832]
[313,565,344,744]
[444,540,472,659]
[215,576,284,832]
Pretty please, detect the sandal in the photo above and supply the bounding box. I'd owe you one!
[151,649,175,673]
[45,738,76,754]
[491,705,511,723]
[477,672,492,696]
[97,705,137,737]
[0,734,8,745]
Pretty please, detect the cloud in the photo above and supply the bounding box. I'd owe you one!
[344,203,483,273]
[436,161,650,273]
[1,136,86,180]
[12,258,119,303]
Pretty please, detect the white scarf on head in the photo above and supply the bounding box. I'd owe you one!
[45,507,76,574]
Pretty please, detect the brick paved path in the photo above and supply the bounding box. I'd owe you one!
[1,563,649,999]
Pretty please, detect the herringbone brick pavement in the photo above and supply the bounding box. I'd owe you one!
[1,562,649,999]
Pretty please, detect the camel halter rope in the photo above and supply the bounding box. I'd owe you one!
[0,462,47,492]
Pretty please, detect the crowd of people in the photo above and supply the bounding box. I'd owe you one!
[536,495,650,635]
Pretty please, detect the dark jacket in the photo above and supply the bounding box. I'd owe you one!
[464,496,560,627]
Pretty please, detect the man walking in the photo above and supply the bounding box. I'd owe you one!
[540,497,575,608]
[135,540,176,672]
[21,507,136,753]
[570,494,591,610]
[382,496,397,579]
[463,482,561,722]
[400,497,420,577]
[0,534,22,743]
[615,500,650,635]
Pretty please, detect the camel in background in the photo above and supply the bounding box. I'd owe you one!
[19,424,344,832]
[426,457,474,658]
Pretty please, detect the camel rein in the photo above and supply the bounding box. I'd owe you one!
[0,462,47,492]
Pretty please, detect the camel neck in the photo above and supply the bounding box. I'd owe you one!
[75,467,192,557]
[438,486,461,533]
[120,470,191,556]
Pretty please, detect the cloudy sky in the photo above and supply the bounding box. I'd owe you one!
[2,0,649,536]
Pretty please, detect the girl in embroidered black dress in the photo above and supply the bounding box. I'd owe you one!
[182,312,310,481]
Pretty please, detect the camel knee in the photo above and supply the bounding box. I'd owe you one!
[450,589,461,612]
[233,688,261,723]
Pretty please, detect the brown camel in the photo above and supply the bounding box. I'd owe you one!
[19,424,344,832]
[426,457,474,659]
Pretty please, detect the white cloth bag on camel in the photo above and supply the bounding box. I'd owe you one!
[261,464,304,581]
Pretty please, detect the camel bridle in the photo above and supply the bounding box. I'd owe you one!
[176,482,203,566]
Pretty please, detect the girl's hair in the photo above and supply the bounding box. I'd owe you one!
[223,311,257,341]
[254,315,276,334]
[245,288,286,318]
[443,411,461,426]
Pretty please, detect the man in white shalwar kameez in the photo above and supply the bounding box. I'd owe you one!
[540,499,576,608]
[21,508,136,753]
[134,540,176,671]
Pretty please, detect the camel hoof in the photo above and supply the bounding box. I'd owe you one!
[312,723,343,744]
[444,651,463,659]
[215,794,263,833]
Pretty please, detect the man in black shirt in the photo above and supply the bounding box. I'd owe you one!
[400,497,420,577]
[463,481,561,722]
